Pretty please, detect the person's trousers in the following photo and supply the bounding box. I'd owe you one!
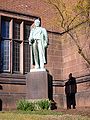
[66,93,76,109]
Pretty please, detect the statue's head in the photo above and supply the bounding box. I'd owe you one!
[34,19,40,27]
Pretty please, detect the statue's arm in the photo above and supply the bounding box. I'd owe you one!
[42,28,48,47]
[28,29,34,45]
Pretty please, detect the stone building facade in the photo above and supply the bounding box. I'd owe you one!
[0,0,90,110]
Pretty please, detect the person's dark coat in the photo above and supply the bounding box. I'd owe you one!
[65,77,77,95]
[65,77,77,109]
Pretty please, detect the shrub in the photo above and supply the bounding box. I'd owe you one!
[37,99,50,110]
[17,99,35,111]
[17,99,51,111]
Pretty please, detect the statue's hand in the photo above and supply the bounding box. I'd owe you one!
[29,40,31,45]
[44,41,48,48]
[29,39,34,45]
[31,39,35,44]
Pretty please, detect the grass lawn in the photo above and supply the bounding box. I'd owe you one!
[0,110,90,120]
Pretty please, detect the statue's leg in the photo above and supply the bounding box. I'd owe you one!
[33,41,39,69]
[38,41,44,69]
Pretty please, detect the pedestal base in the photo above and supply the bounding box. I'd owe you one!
[26,70,52,99]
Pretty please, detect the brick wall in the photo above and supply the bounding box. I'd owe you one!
[0,0,90,109]
[0,0,58,31]
[0,0,89,80]
[0,74,26,110]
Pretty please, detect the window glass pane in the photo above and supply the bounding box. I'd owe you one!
[1,40,10,71]
[24,43,30,73]
[25,24,30,40]
[0,19,10,71]
[24,24,31,73]
[1,20,9,38]
[13,21,20,72]
[13,22,20,39]
[13,41,20,72]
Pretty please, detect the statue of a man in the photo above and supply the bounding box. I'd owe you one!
[29,19,48,70]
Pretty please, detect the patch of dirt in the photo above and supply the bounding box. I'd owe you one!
[53,107,90,117]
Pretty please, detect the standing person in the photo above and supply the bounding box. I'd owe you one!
[29,19,48,70]
[65,73,77,109]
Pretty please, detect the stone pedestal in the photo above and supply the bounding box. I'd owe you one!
[26,70,52,99]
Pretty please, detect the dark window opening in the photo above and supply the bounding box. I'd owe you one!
[13,21,20,40]
[24,24,30,41]
[0,18,10,72]
[0,85,3,90]
[24,43,30,73]
[0,99,2,111]
[24,23,31,73]
[13,41,20,72]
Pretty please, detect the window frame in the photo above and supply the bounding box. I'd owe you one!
[0,10,39,74]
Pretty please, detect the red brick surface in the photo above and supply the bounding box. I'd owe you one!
[0,0,89,80]
[0,0,90,110]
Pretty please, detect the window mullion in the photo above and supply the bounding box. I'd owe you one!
[9,19,13,73]
[20,21,24,74]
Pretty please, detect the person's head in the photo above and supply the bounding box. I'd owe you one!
[69,73,72,79]
[34,19,40,27]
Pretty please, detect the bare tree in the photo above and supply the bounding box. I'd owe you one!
[44,0,90,65]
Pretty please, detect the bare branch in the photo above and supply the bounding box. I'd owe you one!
[61,20,88,35]
[47,0,65,27]
[67,11,85,29]
[68,31,90,65]
[45,0,90,65]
